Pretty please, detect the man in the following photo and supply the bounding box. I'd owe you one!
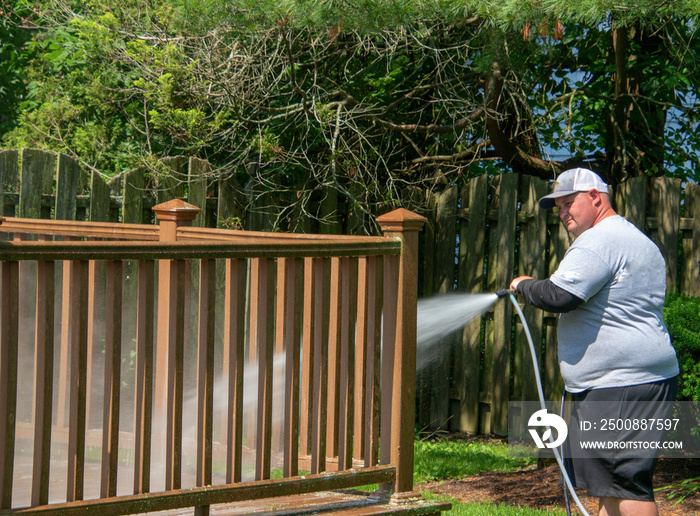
[509,168,679,516]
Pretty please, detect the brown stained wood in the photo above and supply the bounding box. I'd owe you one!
[32,260,54,507]
[376,209,424,495]
[134,260,155,495]
[300,257,315,456]
[310,258,330,475]
[224,259,246,484]
[326,257,342,458]
[282,258,303,478]
[101,261,123,498]
[354,258,369,462]
[67,260,89,502]
[4,466,398,516]
[195,259,216,516]
[379,254,398,471]
[365,257,382,467]
[252,258,275,481]
[165,260,186,491]
[0,261,19,509]
[338,257,358,471]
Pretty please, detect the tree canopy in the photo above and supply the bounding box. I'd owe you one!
[2,0,699,227]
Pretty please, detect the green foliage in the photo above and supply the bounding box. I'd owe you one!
[0,0,37,133]
[413,438,535,483]
[2,0,699,216]
[665,294,700,401]
[422,492,568,516]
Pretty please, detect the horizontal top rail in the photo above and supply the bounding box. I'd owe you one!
[177,226,397,243]
[0,218,160,241]
[0,239,402,261]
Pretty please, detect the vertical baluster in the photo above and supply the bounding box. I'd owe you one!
[57,238,76,430]
[165,259,185,491]
[225,259,246,484]
[365,256,382,467]
[354,257,369,464]
[134,260,155,494]
[0,260,19,509]
[195,259,216,516]
[32,259,55,506]
[101,260,123,498]
[338,257,358,471]
[251,258,274,481]
[67,260,89,502]
[310,258,329,474]
[380,254,398,474]
[300,258,314,457]
[326,257,341,461]
[282,258,303,478]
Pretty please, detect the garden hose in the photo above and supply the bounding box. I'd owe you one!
[507,293,590,516]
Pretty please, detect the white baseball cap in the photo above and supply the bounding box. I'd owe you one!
[538,168,609,209]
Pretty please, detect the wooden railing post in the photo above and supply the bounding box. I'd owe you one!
[376,208,425,500]
[152,199,200,489]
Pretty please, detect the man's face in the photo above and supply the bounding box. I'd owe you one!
[554,191,598,238]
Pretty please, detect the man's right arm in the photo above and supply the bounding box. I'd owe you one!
[514,278,584,313]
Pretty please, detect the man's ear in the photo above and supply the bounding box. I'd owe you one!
[588,189,602,207]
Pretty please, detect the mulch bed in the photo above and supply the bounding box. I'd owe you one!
[418,449,700,515]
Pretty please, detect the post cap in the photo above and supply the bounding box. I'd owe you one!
[152,199,201,222]
[377,208,426,233]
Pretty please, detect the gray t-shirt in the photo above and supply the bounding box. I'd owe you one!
[550,215,679,392]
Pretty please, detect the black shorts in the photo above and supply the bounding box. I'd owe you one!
[563,376,678,501]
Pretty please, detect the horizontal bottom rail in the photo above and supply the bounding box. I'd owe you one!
[7,466,396,516]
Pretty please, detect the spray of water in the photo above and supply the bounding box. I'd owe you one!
[416,293,499,371]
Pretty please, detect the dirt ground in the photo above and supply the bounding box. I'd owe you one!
[418,438,700,515]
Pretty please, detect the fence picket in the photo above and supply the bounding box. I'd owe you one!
[56,154,81,221]
[651,177,682,292]
[90,172,112,222]
[123,167,146,224]
[188,157,210,228]
[457,174,489,433]
[682,182,700,296]
[0,150,18,217]
[516,176,548,403]
[19,149,56,219]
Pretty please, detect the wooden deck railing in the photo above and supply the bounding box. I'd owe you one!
[0,201,443,516]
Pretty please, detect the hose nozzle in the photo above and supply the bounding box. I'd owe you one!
[495,289,511,298]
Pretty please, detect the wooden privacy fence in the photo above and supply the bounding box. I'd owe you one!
[417,172,700,436]
[0,202,450,515]
[0,148,364,234]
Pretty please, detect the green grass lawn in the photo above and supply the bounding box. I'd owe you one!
[413,438,567,515]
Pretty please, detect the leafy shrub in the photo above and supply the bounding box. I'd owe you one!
[664,294,700,401]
